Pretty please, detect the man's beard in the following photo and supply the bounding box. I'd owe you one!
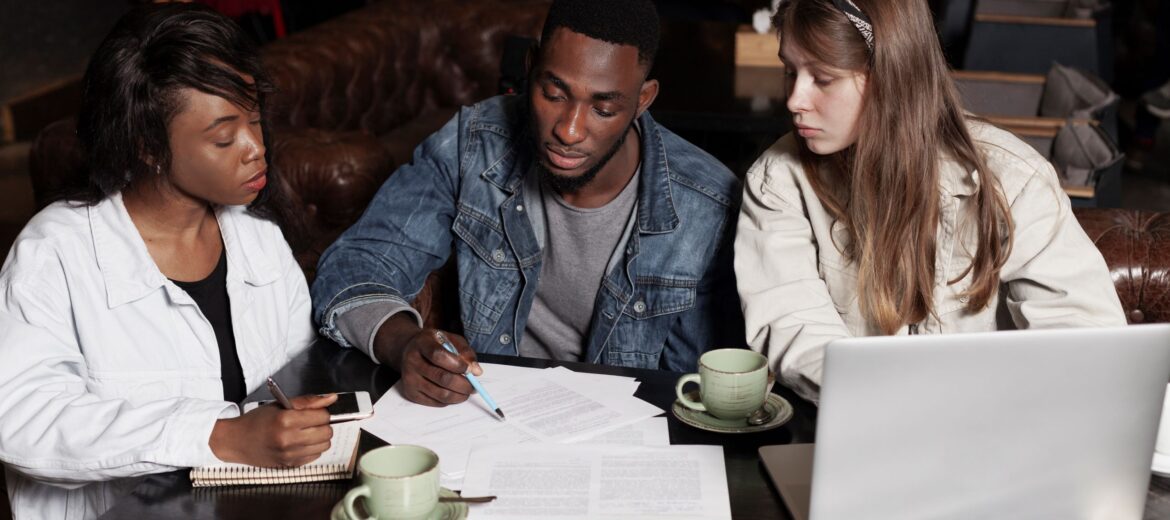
[535,123,631,194]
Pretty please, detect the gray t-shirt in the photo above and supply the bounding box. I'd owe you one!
[519,166,641,361]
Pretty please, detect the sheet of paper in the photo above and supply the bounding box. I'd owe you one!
[499,377,660,441]
[571,417,670,446]
[475,363,552,385]
[543,366,641,397]
[367,371,658,441]
[362,364,662,482]
[543,366,637,384]
[440,417,671,489]
[462,443,731,520]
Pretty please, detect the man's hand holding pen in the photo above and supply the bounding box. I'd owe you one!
[374,313,483,407]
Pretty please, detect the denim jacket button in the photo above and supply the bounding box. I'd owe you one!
[516,204,524,212]
[633,301,646,313]
[492,249,506,262]
[499,333,512,344]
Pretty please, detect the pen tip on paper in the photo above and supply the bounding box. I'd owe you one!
[495,408,506,420]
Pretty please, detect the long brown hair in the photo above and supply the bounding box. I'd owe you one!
[775,0,1013,334]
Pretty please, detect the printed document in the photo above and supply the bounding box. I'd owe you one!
[361,363,664,484]
[462,443,731,520]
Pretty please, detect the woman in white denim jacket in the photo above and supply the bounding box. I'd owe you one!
[0,5,333,519]
[736,0,1125,402]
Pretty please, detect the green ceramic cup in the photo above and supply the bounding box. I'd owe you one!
[675,348,769,420]
[342,445,440,520]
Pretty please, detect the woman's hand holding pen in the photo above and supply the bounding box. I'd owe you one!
[209,393,337,468]
[373,313,482,407]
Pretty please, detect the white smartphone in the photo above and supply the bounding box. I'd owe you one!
[243,391,373,423]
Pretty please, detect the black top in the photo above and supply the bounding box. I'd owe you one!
[170,250,247,403]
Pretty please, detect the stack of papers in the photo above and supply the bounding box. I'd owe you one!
[462,443,731,520]
[361,364,666,487]
[362,364,733,519]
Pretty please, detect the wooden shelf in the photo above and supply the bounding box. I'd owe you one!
[1062,184,1096,199]
[974,13,1096,28]
[735,26,782,68]
[952,70,1047,85]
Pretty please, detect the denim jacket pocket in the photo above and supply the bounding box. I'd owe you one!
[452,206,520,336]
[453,205,519,270]
[605,350,659,368]
[603,277,698,367]
[622,277,697,320]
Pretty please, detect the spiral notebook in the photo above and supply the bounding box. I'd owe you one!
[190,420,361,488]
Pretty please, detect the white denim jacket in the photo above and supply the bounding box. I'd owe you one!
[0,193,316,520]
[735,122,1126,402]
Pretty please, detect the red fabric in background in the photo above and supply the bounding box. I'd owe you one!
[198,0,286,37]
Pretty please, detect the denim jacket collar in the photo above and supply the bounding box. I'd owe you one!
[633,111,680,234]
[475,111,530,194]
[476,106,680,234]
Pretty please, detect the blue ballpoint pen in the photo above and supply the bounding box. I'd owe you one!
[434,331,506,421]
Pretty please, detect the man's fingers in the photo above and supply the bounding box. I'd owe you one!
[405,388,448,408]
[419,383,470,405]
[413,367,471,405]
[417,362,473,397]
[421,337,470,375]
[448,333,482,376]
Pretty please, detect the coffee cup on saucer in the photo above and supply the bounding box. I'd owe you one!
[675,348,769,421]
[343,445,440,520]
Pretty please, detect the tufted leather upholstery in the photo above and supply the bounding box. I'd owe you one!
[28,0,551,326]
[1073,208,1170,324]
[259,0,549,143]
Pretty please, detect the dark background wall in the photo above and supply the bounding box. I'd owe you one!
[0,0,129,105]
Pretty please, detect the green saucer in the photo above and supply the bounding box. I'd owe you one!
[331,487,468,520]
[672,392,793,433]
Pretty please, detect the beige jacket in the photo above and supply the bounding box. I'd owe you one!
[735,121,1126,402]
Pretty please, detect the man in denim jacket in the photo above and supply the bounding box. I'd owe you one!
[311,0,741,406]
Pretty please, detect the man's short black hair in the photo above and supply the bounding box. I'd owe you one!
[540,0,660,68]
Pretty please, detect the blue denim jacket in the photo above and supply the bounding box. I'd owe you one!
[311,95,743,371]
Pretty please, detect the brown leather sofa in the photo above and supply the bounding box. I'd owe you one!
[30,0,551,281]
[26,0,1169,329]
[1075,209,1170,324]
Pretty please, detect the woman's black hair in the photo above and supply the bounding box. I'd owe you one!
[75,3,291,229]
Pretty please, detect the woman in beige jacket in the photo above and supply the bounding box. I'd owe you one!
[736,0,1126,402]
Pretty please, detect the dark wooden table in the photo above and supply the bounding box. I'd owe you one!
[99,339,1170,519]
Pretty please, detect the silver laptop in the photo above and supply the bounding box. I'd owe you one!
[761,325,1170,520]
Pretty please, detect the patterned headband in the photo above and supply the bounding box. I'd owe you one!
[831,0,874,51]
